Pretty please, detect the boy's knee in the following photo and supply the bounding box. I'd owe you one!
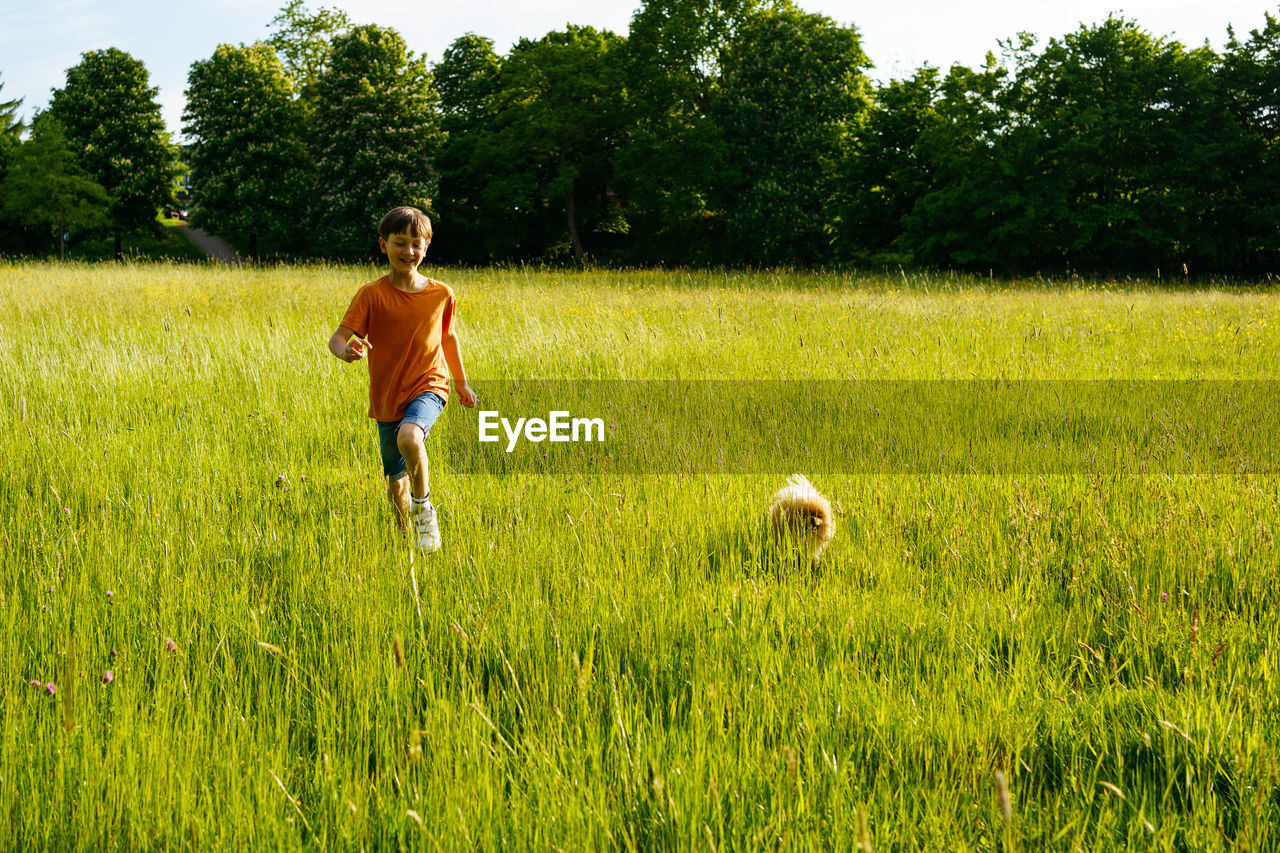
[396,423,424,454]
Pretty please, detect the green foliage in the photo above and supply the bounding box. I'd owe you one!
[64,215,209,261]
[1217,13,1280,270]
[431,34,503,262]
[713,7,871,265]
[899,58,1021,270]
[431,27,629,264]
[43,5,1274,273]
[1007,19,1228,272]
[184,42,312,256]
[0,74,27,253]
[880,16,1277,275]
[473,26,627,263]
[434,33,501,129]
[310,25,442,259]
[0,114,110,258]
[616,0,775,263]
[266,0,351,101]
[47,48,179,249]
[0,74,23,179]
[838,67,942,264]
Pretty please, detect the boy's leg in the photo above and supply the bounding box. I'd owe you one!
[394,392,445,502]
[377,420,411,529]
[395,394,445,553]
[396,424,430,499]
[386,475,410,529]
[398,423,439,553]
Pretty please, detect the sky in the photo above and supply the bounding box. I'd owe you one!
[1,0,1275,139]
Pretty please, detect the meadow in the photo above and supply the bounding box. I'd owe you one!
[2,260,1279,850]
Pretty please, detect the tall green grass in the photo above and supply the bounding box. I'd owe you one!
[3,261,1278,850]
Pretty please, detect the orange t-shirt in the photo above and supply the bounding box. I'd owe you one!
[339,275,455,421]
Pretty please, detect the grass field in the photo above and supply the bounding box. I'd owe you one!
[3,261,1279,850]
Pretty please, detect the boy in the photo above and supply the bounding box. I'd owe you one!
[328,206,477,553]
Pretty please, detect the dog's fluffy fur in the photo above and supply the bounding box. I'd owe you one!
[768,474,835,563]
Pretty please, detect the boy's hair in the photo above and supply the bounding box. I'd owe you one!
[378,206,433,241]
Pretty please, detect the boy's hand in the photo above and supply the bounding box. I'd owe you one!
[345,336,372,362]
[456,381,478,408]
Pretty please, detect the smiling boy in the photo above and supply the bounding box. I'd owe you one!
[328,206,477,553]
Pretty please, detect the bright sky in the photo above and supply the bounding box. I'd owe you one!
[1,0,1274,139]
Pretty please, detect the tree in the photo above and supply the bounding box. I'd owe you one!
[435,33,501,128]
[432,34,503,262]
[265,0,351,102]
[838,67,943,264]
[618,0,781,262]
[0,74,23,180]
[1217,13,1280,270]
[0,74,27,253]
[184,42,312,257]
[48,48,179,259]
[1,114,110,259]
[310,24,441,258]
[713,7,871,265]
[899,57,1024,270]
[473,26,627,263]
[1005,19,1227,273]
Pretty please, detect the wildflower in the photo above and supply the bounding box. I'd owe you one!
[1160,592,1169,602]
[44,682,56,696]
[47,585,54,593]
[102,671,114,684]
[275,473,287,489]
[63,508,70,515]
[41,605,48,613]
[110,648,119,658]
[29,680,40,688]
[164,638,178,653]
[106,590,114,601]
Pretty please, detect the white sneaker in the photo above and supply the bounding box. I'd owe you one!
[412,500,441,554]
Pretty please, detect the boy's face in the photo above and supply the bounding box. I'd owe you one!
[380,231,429,275]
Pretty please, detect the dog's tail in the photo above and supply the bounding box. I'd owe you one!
[785,474,817,494]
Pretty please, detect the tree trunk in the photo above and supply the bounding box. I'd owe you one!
[113,230,122,262]
[561,149,585,265]
[565,191,584,264]
[58,213,66,261]
[248,233,258,263]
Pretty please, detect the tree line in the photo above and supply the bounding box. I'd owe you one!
[1,0,1278,274]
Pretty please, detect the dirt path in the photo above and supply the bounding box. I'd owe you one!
[178,225,241,264]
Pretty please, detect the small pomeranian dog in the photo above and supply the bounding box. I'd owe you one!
[768,474,835,564]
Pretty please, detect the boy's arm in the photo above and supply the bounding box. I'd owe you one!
[442,328,477,407]
[329,325,371,363]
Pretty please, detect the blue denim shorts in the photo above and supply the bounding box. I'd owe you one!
[377,392,446,480]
